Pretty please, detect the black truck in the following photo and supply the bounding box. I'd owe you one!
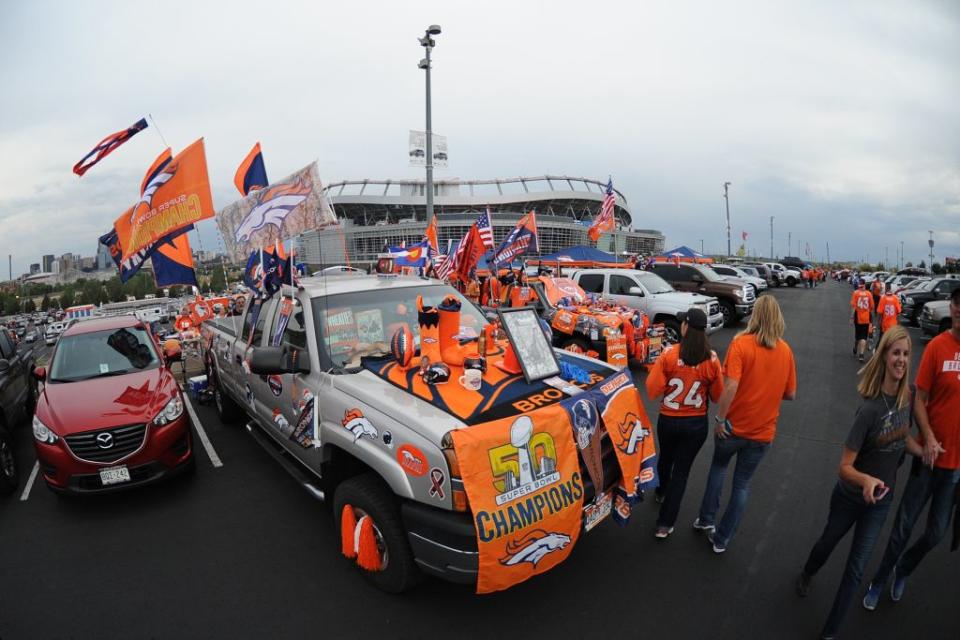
[0,329,37,495]
[899,277,960,326]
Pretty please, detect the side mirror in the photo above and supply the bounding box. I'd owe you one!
[250,346,310,375]
[628,286,645,297]
[33,366,46,381]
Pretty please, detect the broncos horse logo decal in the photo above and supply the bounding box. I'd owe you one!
[235,177,312,243]
[129,164,177,223]
[499,529,571,568]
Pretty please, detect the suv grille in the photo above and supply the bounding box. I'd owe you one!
[65,424,147,464]
[708,302,720,317]
[744,287,756,303]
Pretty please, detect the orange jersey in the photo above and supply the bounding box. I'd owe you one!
[724,334,797,443]
[877,294,901,331]
[914,330,960,470]
[850,290,874,324]
[646,345,724,417]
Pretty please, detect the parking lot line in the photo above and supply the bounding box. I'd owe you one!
[185,396,223,468]
[19,461,39,501]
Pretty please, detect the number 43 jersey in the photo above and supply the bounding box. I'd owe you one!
[645,344,724,417]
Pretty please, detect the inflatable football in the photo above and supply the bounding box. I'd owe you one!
[391,323,415,367]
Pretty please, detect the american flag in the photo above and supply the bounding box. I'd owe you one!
[477,207,495,249]
[449,209,494,280]
[587,178,616,242]
[432,239,454,279]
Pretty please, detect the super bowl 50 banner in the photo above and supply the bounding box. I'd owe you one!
[451,402,583,594]
[216,161,336,261]
[114,138,214,261]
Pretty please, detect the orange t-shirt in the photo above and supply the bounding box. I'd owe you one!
[646,344,724,417]
[851,290,874,325]
[877,294,901,332]
[724,334,797,443]
[871,280,884,298]
[914,330,960,470]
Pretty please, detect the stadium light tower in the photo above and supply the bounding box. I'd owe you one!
[418,24,442,222]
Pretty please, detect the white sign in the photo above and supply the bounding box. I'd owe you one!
[408,130,448,168]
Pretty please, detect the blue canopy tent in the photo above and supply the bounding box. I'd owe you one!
[654,245,713,263]
[538,245,622,263]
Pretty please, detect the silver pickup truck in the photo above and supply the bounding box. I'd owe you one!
[200,274,625,593]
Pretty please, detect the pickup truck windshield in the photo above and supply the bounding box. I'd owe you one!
[695,265,723,282]
[49,327,160,382]
[313,285,487,370]
[637,272,675,294]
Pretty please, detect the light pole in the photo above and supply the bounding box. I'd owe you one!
[418,24,442,222]
[788,231,792,257]
[928,230,935,271]
[700,239,704,255]
[900,240,904,270]
[769,216,774,260]
[885,246,888,270]
[723,182,731,257]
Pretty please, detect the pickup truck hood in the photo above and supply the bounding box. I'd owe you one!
[653,291,716,307]
[38,368,175,435]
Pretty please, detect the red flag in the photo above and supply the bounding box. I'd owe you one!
[588,178,616,242]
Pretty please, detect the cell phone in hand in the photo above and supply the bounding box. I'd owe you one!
[873,485,889,501]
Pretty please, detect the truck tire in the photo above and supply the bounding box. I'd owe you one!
[334,473,422,593]
[719,301,736,327]
[787,276,797,287]
[0,425,18,496]
[207,358,243,424]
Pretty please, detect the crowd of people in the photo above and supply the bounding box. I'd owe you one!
[643,282,959,639]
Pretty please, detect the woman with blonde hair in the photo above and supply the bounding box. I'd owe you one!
[694,296,797,553]
[796,325,922,639]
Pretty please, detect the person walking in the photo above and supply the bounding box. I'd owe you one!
[796,326,922,639]
[645,308,724,539]
[850,282,874,362]
[862,287,960,609]
[694,296,797,552]
[876,284,901,342]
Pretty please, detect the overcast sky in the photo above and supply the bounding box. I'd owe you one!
[1,0,957,277]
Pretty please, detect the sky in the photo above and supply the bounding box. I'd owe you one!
[1,0,958,277]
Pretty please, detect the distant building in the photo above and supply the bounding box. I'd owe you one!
[95,241,112,270]
[79,256,96,271]
[58,252,75,274]
[29,263,40,275]
[42,254,55,272]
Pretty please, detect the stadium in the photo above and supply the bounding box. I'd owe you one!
[296,176,665,267]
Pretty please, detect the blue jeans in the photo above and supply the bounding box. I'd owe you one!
[871,459,960,584]
[803,483,892,638]
[655,414,708,528]
[696,435,770,546]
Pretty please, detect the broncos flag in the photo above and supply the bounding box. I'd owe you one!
[492,211,538,264]
[73,117,148,177]
[244,243,291,298]
[113,138,214,261]
[234,142,269,196]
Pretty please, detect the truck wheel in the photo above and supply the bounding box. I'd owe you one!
[561,337,591,354]
[334,473,422,593]
[661,318,681,344]
[787,277,797,287]
[208,359,243,424]
[719,301,736,327]
[0,425,19,496]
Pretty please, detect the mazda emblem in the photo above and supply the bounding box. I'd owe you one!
[96,433,114,449]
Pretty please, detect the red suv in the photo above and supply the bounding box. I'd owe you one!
[31,316,194,494]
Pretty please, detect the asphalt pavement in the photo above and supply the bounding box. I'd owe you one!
[1,283,956,639]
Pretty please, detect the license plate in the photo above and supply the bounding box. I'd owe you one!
[99,466,131,486]
[583,491,613,532]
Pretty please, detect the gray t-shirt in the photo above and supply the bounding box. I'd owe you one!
[841,394,910,497]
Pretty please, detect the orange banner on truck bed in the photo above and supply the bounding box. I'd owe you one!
[451,402,583,594]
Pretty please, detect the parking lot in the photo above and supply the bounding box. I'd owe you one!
[1,282,955,639]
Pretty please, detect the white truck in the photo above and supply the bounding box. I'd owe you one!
[763,262,802,287]
[569,268,724,341]
[200,274,631,593]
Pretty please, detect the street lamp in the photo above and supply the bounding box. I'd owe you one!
[769,216,774,260]
[722,182,731,257]
[418,24,441,222]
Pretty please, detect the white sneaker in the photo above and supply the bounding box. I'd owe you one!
[692,518,715,533]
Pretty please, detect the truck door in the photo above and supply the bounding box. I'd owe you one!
[0,331,28,412]
[231,297,276,411]
[607,273,647,312]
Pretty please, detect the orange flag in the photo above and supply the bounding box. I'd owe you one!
[115,139,214,261]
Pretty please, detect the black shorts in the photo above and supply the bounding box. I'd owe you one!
[855,323,869,341]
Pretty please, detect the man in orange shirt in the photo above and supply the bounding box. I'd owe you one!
[876,284,901,340]
[851,283,874,362]
[694,296,797,553]
[864,287,960,607]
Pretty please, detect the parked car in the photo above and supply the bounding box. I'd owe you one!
[570,268,723,340]
[763,262,802,287]
[919,300,953,338]
[648,262,755,326]
[743,263,776,287]
[884,274,918,294]
[710,264,767,295]
[31,316,194,494]
[780,256,806,270]
[24,331,36,343]
[0,328,37,495]
[899,278,960,326]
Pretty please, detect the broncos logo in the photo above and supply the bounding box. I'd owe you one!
[235,177,312,243]
[342,408,378,443]
[500,529,571,567]
[129,164,177,223]
[617,412,651,455]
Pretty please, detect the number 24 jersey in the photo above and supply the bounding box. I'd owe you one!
[645,344,724,417]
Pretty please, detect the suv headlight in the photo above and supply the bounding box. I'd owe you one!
[32,415,59,444]
[153,395,184,426]
[734,288,744,299]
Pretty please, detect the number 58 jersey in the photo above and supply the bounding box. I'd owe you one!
[645,344,724,417]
